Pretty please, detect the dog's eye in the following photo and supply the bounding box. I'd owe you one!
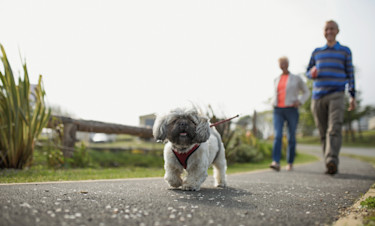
[187,117,197,125]
[169,119,178,125]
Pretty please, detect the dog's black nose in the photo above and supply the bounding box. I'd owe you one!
[178,121,187,128]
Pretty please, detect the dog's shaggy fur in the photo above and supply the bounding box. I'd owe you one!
[153,108,227,191]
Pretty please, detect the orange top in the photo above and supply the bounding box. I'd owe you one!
[277,74,289,107]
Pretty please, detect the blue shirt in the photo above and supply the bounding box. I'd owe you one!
[306,42,355,99]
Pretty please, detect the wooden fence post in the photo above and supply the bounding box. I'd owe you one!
[252,110,258,137]
[62,123,77,158]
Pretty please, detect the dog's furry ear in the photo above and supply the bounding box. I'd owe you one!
[193,115,210,143]
[153,114,168,142]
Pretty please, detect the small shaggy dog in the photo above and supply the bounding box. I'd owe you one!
[153,108,227,191]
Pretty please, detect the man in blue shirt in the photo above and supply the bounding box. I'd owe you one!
[306,20,356,175]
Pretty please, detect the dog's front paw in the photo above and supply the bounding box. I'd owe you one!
[215,182,227,188]
[181,184,200,191]
[167,180,182,188]
[165,174,182,188]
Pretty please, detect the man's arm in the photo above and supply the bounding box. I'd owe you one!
[346,48,356,111]
[306,51,317,79]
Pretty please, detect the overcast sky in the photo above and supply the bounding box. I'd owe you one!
[1,0,375,126]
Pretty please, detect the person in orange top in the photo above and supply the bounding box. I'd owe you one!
[270,56,310,171]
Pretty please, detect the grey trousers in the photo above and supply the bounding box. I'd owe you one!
[311,92,345,165]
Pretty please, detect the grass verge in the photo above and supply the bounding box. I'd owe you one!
[298,130,375,148]
[341,154,375,167]
[0,152,317,184]
[339,154,375,225]
[362,194,375,225]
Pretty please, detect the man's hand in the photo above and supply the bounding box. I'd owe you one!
[292,100,301,108]
[310,66,318,78]
[348,98,356,111]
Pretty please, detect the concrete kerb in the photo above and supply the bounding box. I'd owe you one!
[334,183,375,226]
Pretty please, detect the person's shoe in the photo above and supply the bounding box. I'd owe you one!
[269,162,280,172]
[325,161,337,175]
[286,164,293,171]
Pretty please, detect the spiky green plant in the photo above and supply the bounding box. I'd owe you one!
[0,44,51,169]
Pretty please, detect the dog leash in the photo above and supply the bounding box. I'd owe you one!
[210,115,239,127]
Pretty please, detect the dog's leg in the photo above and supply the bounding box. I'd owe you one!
[212,150,227,188]
[164,165,183,188]
[181,167,208,191]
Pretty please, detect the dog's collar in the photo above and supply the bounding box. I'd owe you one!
[172,144,200,169]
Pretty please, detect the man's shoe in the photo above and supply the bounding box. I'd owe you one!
[270,162,280,172]
[325,161,337,175]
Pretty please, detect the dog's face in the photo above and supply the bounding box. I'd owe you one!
[153,108,210,147]
[166,116,198,146]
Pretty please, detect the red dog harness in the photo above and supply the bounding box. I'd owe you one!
[172,144,200,169]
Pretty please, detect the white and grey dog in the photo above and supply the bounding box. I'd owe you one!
[153,108,227,191]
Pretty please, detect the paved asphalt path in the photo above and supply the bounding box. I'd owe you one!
[298,144,375,157]
[1,145,374,226]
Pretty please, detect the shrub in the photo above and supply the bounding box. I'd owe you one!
[226,144,263,163]
[0,44,51,169]
[68,142,91,168]
[36,140,91,169]
[46,148,65,169]
[225,130,272,164]
[205,106,273,164]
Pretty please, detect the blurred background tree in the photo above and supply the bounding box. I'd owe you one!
[344,91,375,142]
